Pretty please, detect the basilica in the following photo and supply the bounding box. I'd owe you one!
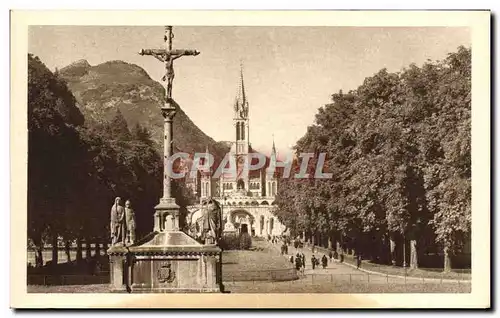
[186,69,286,238]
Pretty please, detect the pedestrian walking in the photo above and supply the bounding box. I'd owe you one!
[356,254,362,269]
[339,252,344,263]
[295,255,302,271]
[329,250,333,261]
[333,250,339,260]
[311,255,316,270]
[322,255,328,269]
[290,255,294,264]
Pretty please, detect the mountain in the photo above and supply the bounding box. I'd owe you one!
[58,59,229,157]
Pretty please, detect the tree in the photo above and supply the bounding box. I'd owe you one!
[275,46,471,271]
[28,54,86,266]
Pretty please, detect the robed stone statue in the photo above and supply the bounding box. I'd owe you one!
[110,197,126,245]
[124,200,136,245]
[201,198,222,245]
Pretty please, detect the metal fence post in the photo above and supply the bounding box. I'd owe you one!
[349,274,352,284]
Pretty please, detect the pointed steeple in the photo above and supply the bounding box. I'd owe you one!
[234,62,248,119]
[270,134,278,163]
[272,134,277,155]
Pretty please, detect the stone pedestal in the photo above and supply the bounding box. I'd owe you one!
[109,252,127,293]
[108,231,223,293]
[154,197,180,232]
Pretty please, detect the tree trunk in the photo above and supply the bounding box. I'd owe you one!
[389,234,396,266]
[409,239,418,269]
[443,245,452,273]
[327,234,332,249]
[85,240,92,258]
[51,235,58,266]
[65,241,71,262]
[34,242,44,268]
[95,241,101,257]
[76,237,83,263]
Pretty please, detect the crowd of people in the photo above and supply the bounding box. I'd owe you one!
[267,235,356,275]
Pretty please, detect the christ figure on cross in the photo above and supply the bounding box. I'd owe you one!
[139,27,200,100]
[139,48,199,99]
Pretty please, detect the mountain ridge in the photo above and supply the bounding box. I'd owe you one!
[59,59,230,157]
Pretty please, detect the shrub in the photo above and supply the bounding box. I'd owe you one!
[219,233,240,250]
[219,232,252,250]
[239,233,252,250]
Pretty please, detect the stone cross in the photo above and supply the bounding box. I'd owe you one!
[138,26,200,232]
[139,26,200,100]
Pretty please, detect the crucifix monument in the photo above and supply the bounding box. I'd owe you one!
[107,26,223,293]
[139,26,200,232]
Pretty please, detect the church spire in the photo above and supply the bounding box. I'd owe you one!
[272,134,276,155]
[234,62,248,119]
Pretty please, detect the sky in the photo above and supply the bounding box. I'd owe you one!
[28,26,470,155]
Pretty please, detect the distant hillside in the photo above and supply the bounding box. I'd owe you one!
[59,59,229,157]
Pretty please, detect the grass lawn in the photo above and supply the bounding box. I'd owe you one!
[27,284,109,293]
[222,239,293,272]
[222,239,297,281]
[341,254,471,281]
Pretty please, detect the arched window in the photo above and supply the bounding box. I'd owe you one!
[241,124,245,140]
[237,179,245,190]
[270,218,274,234]
[236,123,240,141]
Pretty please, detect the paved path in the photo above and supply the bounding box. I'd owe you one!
[267,240,469,285]
[267,240,361,275]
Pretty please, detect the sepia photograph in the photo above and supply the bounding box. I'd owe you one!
[10,10,490,308]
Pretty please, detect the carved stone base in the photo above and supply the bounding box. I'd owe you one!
[108,231,223,294]
[108,252,128,293]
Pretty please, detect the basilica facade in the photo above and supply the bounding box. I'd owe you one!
[186,69,285,237]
